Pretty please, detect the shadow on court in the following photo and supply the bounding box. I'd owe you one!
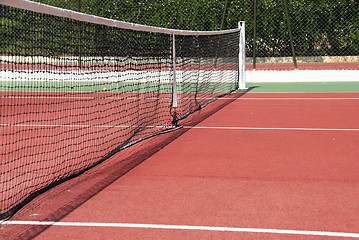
[0,90,251,239]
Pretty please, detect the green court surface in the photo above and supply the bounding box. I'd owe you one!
[2,81,358,94]
[244,82,359,93]
[0,81,236,93]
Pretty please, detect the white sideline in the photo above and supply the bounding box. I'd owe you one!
[234,97,359,100]
[0,123,173,129]
[1,95,359,100]
[184,126,359,131]
[1,221,359,238]
[1,124,359,132]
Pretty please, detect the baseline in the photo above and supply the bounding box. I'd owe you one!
[1,221,359,238]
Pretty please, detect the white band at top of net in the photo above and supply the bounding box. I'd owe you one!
[2,0,240,36]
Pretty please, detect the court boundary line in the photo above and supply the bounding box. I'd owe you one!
[234,97,359,100]
[184,126,359,131]
[0,123,174,129]
[2,95,359,100]
[1,124,359,132]
[1,221,359,238]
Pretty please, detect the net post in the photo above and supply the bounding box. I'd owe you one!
[171,33,179,125]
[171,33,178,119]
[238,21,247,90]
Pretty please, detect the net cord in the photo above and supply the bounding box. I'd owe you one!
[1,0,240,36]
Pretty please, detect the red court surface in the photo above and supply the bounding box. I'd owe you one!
[246,62,359,71]
[1,92,359,239]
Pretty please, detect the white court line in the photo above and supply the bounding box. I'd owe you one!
[0,95,220,101]
[0,95,171,100]
[2,95,359,100]
[234,97,359,100]
[184,126,359,131]
[0,123,173,129]
[1,124,359,132]
[1,221,359,238]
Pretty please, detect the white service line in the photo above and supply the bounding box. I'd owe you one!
[183,126,359,131]
[234,97,359,100]
[1,221,359,238]
[1,124,359,132]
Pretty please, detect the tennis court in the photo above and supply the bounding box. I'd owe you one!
[1,0,359,239]
[1,83,359,239]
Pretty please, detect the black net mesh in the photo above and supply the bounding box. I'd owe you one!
[0,2,240,219]
[175,34,239,121]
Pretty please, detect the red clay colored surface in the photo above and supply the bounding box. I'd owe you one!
[1,93,359,239]
[204,93,359,129]
[2,62,358,71]
[246,62,359,71]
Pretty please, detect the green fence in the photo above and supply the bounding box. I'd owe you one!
[20,0,359,61]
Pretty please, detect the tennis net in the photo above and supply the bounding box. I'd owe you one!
[0,0,245,219]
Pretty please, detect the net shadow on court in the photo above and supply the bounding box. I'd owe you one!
[0,91,249,239]
[1,0,247,222]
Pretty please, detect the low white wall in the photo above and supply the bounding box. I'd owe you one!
[246,70,359,82]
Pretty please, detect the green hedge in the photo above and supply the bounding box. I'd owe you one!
[8,0,359,57]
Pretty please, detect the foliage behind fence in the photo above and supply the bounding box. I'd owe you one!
[15,0,359,59]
